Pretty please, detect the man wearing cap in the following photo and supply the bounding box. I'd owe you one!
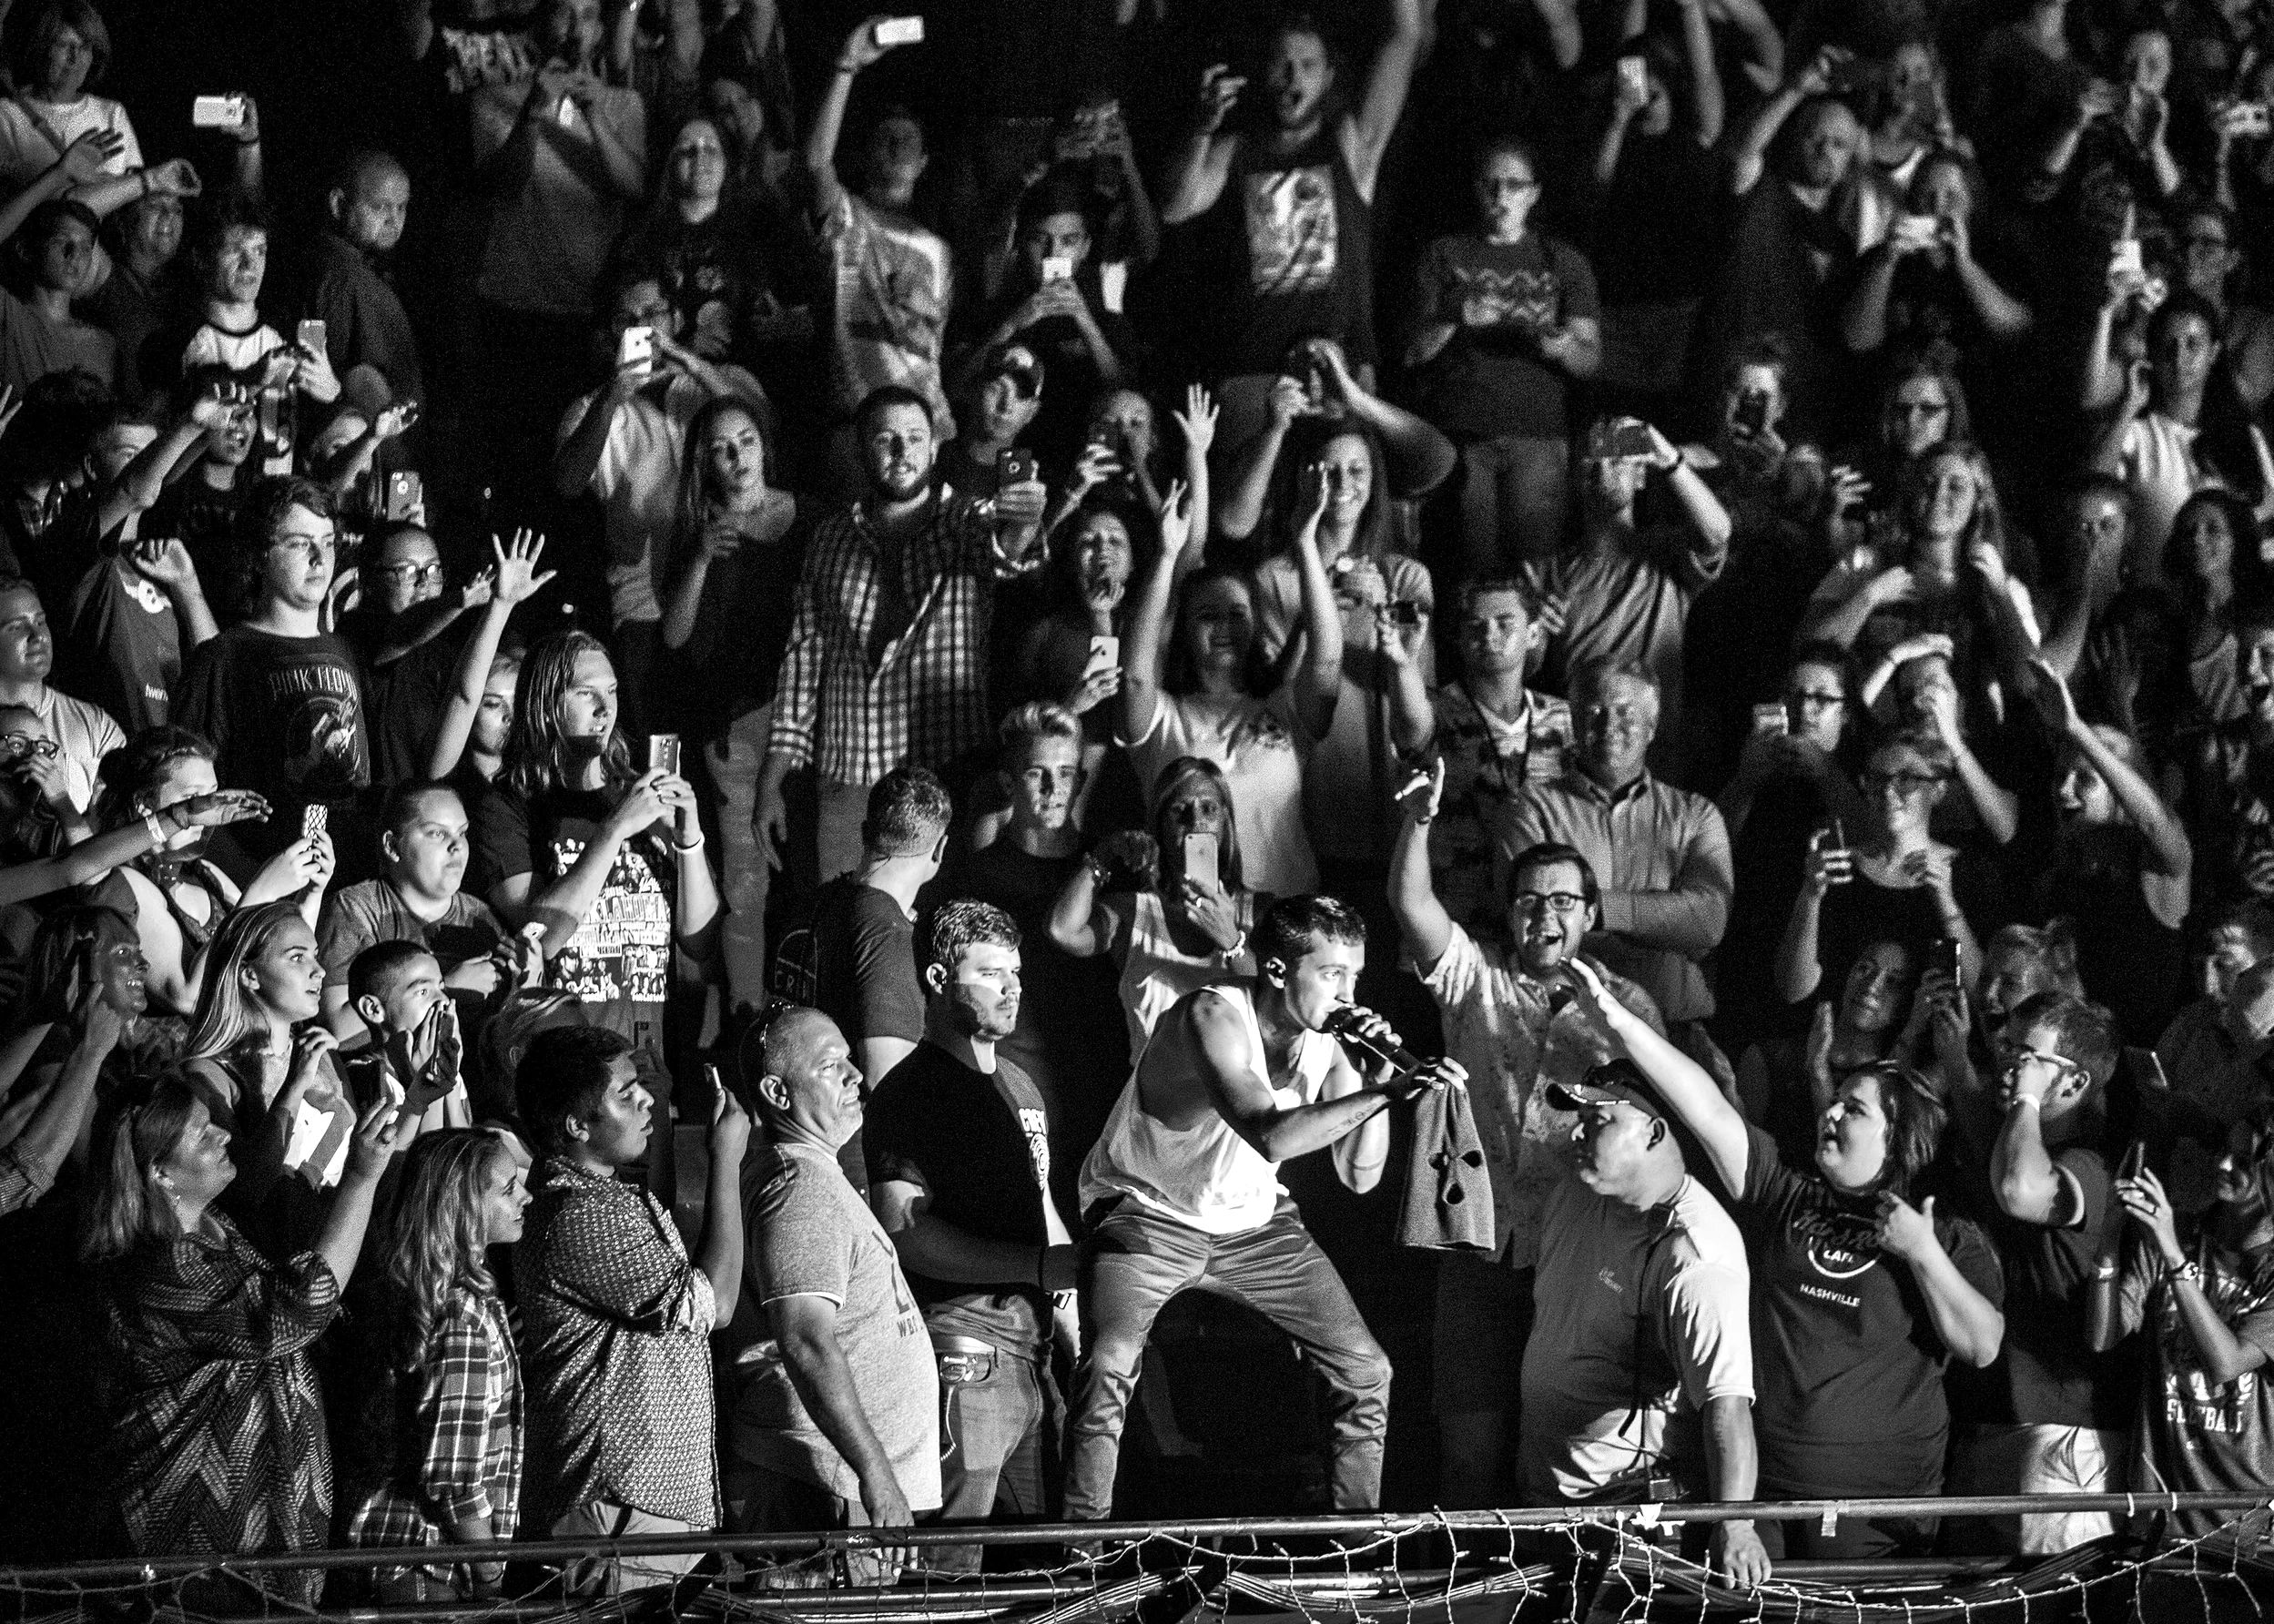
[1522,1054,1770,1589]
[935,341,1045,499]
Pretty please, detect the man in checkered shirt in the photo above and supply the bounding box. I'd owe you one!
[755,383,1048,882]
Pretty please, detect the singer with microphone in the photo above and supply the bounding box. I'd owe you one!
[1062,894,1467,1521]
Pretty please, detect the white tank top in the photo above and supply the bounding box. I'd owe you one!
[1117,890,1258,1065]
[1080,981,1334,1235]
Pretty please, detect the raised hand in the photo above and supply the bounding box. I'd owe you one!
[178,788,270,827]
[373,400,421,441]
[1873,1190,1941,1263]
[128,533,205,595]
[1395,757,1447,825]
[1157,479,1193,559]
[490,529,555,605]
[1196,63,1245,133]
[2116,1163,2186,1265]
[1173,384,1218,458]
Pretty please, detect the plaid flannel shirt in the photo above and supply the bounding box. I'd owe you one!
[345,1291,523,1574]
[767,488,1041,787]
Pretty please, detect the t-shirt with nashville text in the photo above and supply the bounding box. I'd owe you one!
[1730,1122,2004,1496]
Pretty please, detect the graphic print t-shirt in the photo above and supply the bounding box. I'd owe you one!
[1731,1122,2003,1492]
[1410,232,1599,440]
[472,784,671,1036]
[174,624,371,858]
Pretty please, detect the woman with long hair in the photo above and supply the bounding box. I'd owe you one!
[343,1130,528,1600]
[473,628,715,1193]
[1802,440,2042,722]
[658,396,804,1011]
[2092,290,2274,580]
[1120,473,1338,898]
[2163,487,2274,727]
[1051,755,1265,1063]
[83,1068,399,1607]
[184,900,354,1259]
[614,115,761,361]
[2091,1106,2274,1545]
[1740,938,1921,1171]
[1572,957,2004,1558]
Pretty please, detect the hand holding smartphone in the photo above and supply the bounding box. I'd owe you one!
[1181,831,1221,894]
[873,15,924,45]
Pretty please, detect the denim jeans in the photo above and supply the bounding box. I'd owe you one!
[932,1337,1054,1570]
[1458,434,1570,575]
[1063,1196,1392,1519]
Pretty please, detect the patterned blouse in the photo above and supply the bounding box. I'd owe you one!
[344,1289,523,1588]
[103,1216,340,1607]
[515,1158,719,1529]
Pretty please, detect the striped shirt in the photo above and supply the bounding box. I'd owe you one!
[766,490,1041,787]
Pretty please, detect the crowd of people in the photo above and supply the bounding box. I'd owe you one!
[5,0,2274,1605]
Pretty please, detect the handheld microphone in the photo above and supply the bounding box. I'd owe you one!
[1324,1004,1426,1078]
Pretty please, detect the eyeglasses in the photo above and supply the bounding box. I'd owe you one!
[1864,769,1944,796]
[1789,691,1846,709]
[374,561,445,584]
[0,735,56,760]
[1513,890,1589,914]
[2003,1047,2084,1082]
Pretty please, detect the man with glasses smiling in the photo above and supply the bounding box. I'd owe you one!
[177,477,371,863]
[1390,755,1664,1506]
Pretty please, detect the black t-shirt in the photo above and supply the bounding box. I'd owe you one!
[1934,1102,2141,1430]
[61,556,181,735]
[809,874,924,1055]
[341,609,464,789]
[145,477,258,615]
[174,624,372,861]
[949,839,1129,1189]
[864,1040,1056,1356]
[1810,855,2005,1012]
[472,781,672,1039]
[1731,1122,2005,1495]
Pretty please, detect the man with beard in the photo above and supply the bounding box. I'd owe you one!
[865,900,1079,1562]
[1388,757,1664,1506]
[1160,0,1425,435]
[729,1006,940,1567]
[756,384,1047,884]
[1064,894,1465,1520]
[175,477,372,864]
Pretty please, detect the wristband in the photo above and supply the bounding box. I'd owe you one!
[1222,928,1248,961]
[2006,1093,2041,1111]
[142,809,169,848]
[673,832,706,853]
[1086,855,1112,887]
[2174,1259,2204,1285]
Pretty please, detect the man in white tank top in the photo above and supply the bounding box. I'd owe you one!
[1065,895,1467,1519]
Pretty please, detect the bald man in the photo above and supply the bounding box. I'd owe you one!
[307,147,422,419]
[725,1008,941,1568]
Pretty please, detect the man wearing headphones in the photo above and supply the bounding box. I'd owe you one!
[1062,893,1465,1521]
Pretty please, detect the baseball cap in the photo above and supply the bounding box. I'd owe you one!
[1545,1058,1667,1116]
[980,342,1044,398]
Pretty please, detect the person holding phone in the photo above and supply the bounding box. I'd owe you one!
[950,170,1134,472]
[1405,134,1601,574]
[0,902,148,1216]
[305,149,422,423]
[2088,1109,2274,1548]
[472,628,718,1201]
[1051,755,1266,1065]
